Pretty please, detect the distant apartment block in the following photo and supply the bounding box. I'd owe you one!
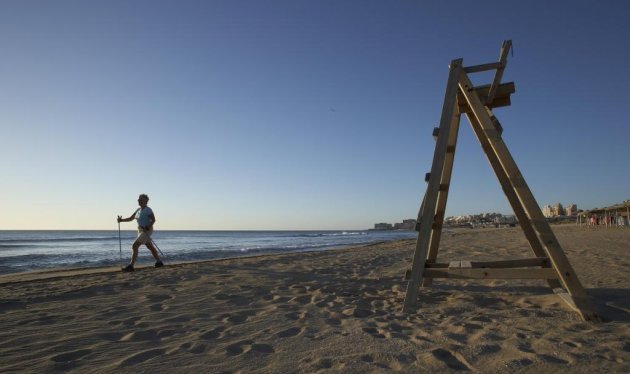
[444,212,515,226]
[542,202,577,217]
[372,219,417,231]
[394,219,417,230]
[374,223,393,230]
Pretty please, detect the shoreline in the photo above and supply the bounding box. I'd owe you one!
[1,225,628,373]
[0,240,400,285]
[0,230,415,278]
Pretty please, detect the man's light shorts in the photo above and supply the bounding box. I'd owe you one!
[136,227,153,244]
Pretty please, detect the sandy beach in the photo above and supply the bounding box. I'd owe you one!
[1,224,628,373]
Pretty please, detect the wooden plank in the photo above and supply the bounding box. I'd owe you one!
[424,258,551,269]
[457,83,514,113]
[403,59,463,313]
[486,40,512,104]
[472,258,550,268]
[458,71,598,321]
[424,268,558,280]
[448,261,461,269]
[458,82,515,100]
[464,62,501,73]
[425,262,449,268]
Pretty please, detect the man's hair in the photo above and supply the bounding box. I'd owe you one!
[139,194,149,201]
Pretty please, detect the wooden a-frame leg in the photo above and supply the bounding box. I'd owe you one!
[422,110,461,287]
[403,59,462,313]
[463,109,562,289]
[458,71,598,321]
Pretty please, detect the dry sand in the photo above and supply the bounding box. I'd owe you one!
[0,224,628,373]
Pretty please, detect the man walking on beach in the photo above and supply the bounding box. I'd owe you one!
[117,194,163,272]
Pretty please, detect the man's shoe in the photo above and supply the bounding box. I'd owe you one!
[122,264,135,272]
[155,261,164,268]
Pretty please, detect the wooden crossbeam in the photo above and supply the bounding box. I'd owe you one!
[464,62,501,73]
[424,257,552,269]
[424,268,558,280]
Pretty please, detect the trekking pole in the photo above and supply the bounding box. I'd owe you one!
[151,239,167,263]
[117,216,123,268]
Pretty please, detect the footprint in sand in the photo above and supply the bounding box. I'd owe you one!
[477,344,502,355]
[342,307,373,318]
[505,358,534,370]
[222,310,256,324]
[50,349,92,363]
[157,329,177,338]
[362,327,386,339]
[430,348,473,371]
[360,354,374,363]
[516,341,535,353]
[313,358,333,369]
[276,327,303,338]
[290,295,313,305]
[188,342,207,354]
[213,293,250,306]
[116,316,143,327]
[200,326,226,340]
[284,310,309,321]
[165,314,192,323]
[289,285,307,293]
[538,354,568,364]
[118,348,165,367]
[101,306,127,318]
[150,303,165,311]
[144,294,171,303]
[224,340,275,357]
[119,329,160,342]
[97,332,124,341]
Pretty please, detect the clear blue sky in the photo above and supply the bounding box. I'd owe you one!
[1,1,629,230]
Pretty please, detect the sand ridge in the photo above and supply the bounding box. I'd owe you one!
[0,225,628,373]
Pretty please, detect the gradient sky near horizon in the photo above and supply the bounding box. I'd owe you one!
[1,1,629,230]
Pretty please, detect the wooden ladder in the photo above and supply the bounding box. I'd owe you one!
[402,40,598,321]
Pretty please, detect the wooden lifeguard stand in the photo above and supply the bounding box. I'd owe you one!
[403,41,598,321]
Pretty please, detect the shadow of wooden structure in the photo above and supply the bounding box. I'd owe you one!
[403,40,599,321]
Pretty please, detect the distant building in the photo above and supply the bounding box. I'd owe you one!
[374,223,393,230]
[373,219,416,231]
[565,204,577,216]
[543,203,565,217]
[494,215,517,225]
[395,219,417,230]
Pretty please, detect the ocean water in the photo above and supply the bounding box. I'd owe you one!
[0,230,417,275]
